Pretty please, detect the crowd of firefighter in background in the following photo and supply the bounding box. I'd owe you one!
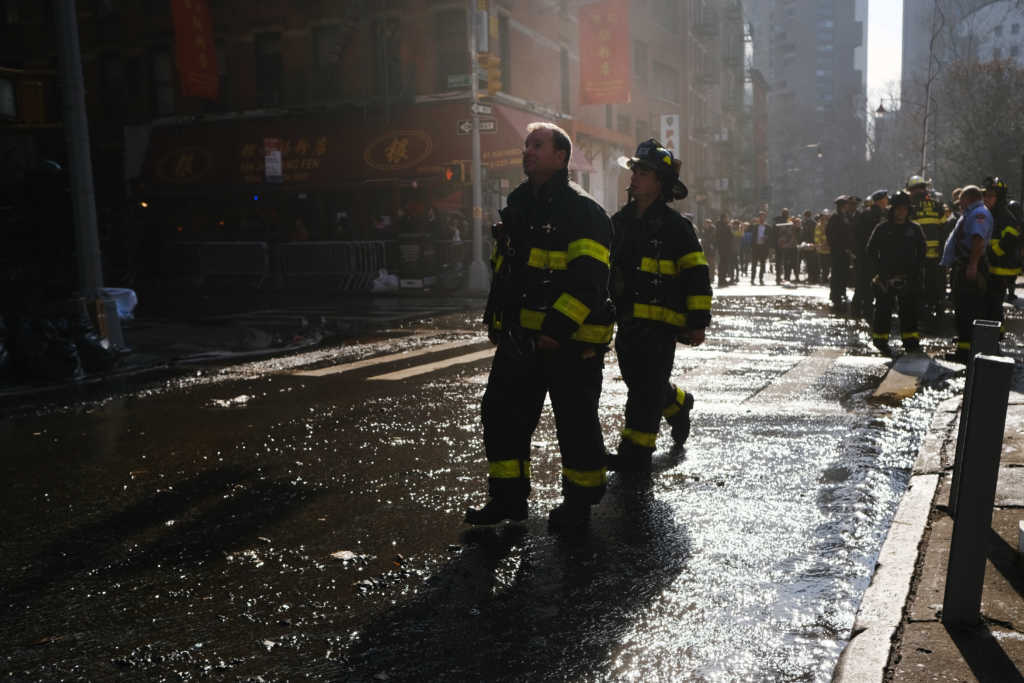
[698,174,1021,363]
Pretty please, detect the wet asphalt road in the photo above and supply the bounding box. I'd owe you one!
[0,283,981,681]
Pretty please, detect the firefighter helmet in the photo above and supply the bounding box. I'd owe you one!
[890,190,913,207]
[618,138,688,200]
[906,175,930,190]
[982,176,1008,202]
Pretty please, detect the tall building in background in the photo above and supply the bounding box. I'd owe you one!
[746,0,867,212]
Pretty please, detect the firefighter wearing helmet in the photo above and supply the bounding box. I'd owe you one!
[607,139,712,473]
[906,175,946,314]
[982,176,1021,329]
[864,190,927,355]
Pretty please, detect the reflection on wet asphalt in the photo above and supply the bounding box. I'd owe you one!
[0,290,986,681]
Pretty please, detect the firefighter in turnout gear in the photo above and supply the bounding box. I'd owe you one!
[907,175,946,313]
[865,191,927,356]
[469,122,614,535]
[607,139,712,473]
[982,176,1021,330]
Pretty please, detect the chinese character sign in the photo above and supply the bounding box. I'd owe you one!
[171,0,219,100]
[579,0,630,105]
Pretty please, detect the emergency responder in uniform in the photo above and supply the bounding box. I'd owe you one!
[907,175,946,315]
[827,195,856,310]
[468,121,614,534]
[981,176,1021,329]
[607,139,711,473]
[853,190,888,319]
[865,191,927,356]
[939,185,993,362]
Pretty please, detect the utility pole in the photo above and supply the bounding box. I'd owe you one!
[466,0,488,293]
[52,0,122,344]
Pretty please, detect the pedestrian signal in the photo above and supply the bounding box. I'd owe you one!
[442,163,463,184]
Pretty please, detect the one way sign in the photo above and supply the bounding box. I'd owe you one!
[457,118,497,135]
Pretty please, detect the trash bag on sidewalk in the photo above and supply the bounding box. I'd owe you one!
[371,268,400,292]
[13,318,84,382]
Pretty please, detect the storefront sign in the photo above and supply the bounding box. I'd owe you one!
[170,0,219,100]
[363,129,433,171]
[156,146,213,183]
[579,0,630,105]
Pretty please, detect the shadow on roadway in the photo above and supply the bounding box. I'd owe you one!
[335,465,693,682]
[1,466,323,641]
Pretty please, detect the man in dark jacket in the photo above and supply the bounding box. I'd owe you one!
[469,122,614,535]
[982,176,1021,329]
[827,195,856,309]
[852,191,887,319]
[865,190,927,355]
[607,139,712,473]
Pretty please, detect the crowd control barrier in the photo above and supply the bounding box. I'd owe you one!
[161,241,269,287]
[277,240,387,291]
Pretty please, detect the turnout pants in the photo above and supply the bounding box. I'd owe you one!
[871,284,920,351]
[830,251,850,304]
[923,258,945,311]
[481,335,607,505]
[614,324,690,464]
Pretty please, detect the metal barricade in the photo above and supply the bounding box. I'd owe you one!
[276,241,387,291]
[162,241,269,287]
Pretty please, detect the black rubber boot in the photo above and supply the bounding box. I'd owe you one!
[873,341,892,357]
[669,392,696,445]
[464,497,528,525]
[547,501,591,535]
[607,443,652,473]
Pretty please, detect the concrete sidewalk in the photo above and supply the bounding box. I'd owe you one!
[836,361,1024,681]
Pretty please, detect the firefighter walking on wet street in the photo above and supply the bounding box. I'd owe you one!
[865,191,927,356]
[468,122,615,534]
[607,139,712,473]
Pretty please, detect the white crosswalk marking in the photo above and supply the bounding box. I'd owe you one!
[292,339,483,377]
[367,349,495,381]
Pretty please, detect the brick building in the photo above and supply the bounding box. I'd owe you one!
[1,0,750,287]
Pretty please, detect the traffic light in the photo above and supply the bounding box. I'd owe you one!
[478,52,502,94]
[442,162,463,184]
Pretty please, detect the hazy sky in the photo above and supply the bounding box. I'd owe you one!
[867,0,902,105]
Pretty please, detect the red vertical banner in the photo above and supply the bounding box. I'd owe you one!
[171,0,219,100]
[579,0,631,105]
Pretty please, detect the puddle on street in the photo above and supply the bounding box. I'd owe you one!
[0,298,981,680]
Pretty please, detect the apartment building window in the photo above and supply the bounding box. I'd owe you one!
[1013,23,1020,35]
[560,46,570,113]
[617,114,631,135]
[151,48,175,116]
[312,25,340,101]
[653,0,678,34]
[498,13,510,92]
[373,16,402,97]
[1011,45,1020,57]
[100,53,124,118]
[653,61,679,103]
[995,25,1003,38]
[634,40,648,85]
[636,118,649,144]
[436,8,467,91]
[255,32,284,106]
[994,46,1003,59]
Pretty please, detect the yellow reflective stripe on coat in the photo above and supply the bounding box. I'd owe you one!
[489,460,530,479]
[494,253,504,272]
[1004,226,1021,237]
[990,238,1005,256]
[687,295,712,311]
[990,266,1022,276]
[677,251,709,270]
[553,293,590,325]
[957,340,971,350]
[527,248,568,270]
[663,387,687,417]
[633,303,687,327]
[871,332,890,340]
[518,309,612,343]
[562,467,607,488]
[567,238,610,266]
[925,239,941,258]
[640,257,678,275]
[621,428,657,448]
[901,331,920,340]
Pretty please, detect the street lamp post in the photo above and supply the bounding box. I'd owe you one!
[465,0,489,293]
